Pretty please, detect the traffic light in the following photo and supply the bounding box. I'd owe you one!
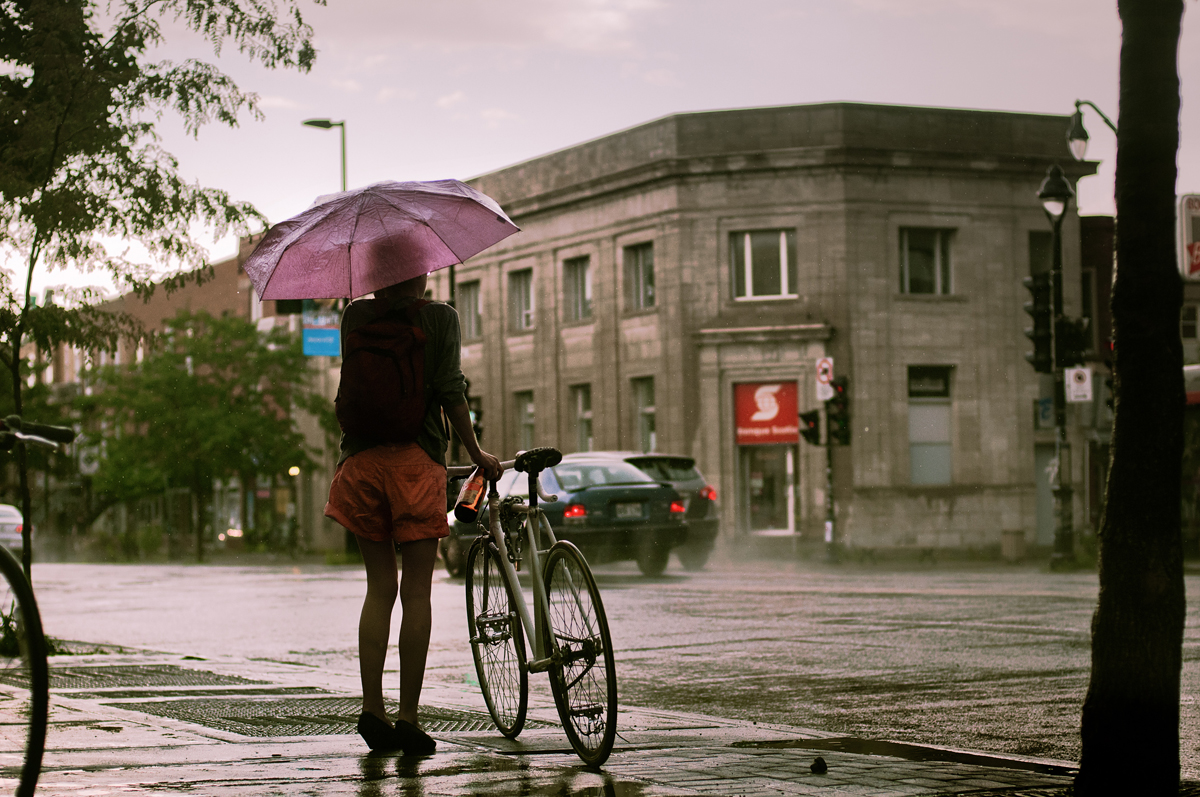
[1023,273,1053,373]
[1055,317,1091,369]
[800,410,821,446]
[826,377,851,446]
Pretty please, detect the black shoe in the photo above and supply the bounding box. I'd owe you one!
[394,719,436,755]
[358,712,402,751]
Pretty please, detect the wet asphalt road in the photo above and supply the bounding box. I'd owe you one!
[26,555,1200,778]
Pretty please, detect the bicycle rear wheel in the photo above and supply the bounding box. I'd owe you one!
[465,537,528,738]
[0,546,48,797]
[542,541,617,767]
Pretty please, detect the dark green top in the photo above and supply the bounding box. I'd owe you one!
[336,296,466,468]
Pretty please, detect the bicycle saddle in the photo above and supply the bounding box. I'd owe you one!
[514,447,562,474]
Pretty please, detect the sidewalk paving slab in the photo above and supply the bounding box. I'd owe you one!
[2,648,1190,796]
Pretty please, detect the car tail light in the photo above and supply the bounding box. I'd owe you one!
[700,485,717,502]
[670,501,686,514]
[563,504,587,523]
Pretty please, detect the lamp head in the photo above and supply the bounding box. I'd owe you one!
[302,118,335,129]
[1038,164,1074,222]
[1067,104,1090,161]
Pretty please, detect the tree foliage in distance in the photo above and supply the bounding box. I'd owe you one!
[1076,0,1185,794]
[0,0,320,574]
[76,309,334,561]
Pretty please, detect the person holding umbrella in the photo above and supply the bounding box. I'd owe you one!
[243,180,517,753]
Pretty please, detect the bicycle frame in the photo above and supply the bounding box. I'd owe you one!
[480,479,562,669]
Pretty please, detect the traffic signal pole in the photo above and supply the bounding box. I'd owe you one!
[1049,210,1075,569]
[824,426,837,562]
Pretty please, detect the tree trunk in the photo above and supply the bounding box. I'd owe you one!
[1076,1,1185,794]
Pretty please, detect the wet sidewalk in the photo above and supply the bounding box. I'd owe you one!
[12,648,1094,796]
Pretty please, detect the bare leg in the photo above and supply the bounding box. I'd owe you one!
[358,536,399,723]
[396,537,439,726]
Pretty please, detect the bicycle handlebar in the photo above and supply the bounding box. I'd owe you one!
[446,460,516,479]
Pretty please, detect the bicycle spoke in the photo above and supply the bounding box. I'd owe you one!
[466,539,528,738]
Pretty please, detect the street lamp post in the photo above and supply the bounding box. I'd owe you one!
[1038,164,1077,569]
[1066,100,1119,162]
[302,119,347,192]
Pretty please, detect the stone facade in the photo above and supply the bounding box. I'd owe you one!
[450,102,1099,552]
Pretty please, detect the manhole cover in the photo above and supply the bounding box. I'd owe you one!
[33,665,268,691]
[108,697,553,737]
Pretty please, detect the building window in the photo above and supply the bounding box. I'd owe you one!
[563,256,592,322]
[1029,230,1052,277]
[900,228,953,295]
[571,384,593,452]
[514,391,535,451]
[908,366,952,485]
[459,280,481,340]
[509,269,533,331]
[633,377,656,453]
[624,242,655,310]
[731,230,797,299]
[1183,305,1198,340]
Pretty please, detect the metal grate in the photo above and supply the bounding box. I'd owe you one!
[68,686,328,700]
[39,664,268,691]
[106,696,553,737]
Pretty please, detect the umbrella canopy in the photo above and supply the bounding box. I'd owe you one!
[244,179,520,300]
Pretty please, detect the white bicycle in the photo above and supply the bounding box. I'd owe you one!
[447,446,618,767]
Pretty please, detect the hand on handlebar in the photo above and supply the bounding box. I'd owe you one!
[471,449,503,482]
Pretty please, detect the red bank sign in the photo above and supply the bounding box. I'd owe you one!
[735,382,799,445]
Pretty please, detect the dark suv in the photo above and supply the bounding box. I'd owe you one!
[440,453,687,577]
[617,453,719,570]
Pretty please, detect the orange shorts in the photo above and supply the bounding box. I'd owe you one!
[324,443,449,544]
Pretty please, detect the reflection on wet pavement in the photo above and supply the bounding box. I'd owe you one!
[358,753,645,796]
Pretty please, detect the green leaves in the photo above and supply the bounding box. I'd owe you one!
[78,309,330,506]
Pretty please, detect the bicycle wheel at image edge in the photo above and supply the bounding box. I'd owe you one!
[465,538,528,738]
[542,541,617,767]
[0,546,48,797]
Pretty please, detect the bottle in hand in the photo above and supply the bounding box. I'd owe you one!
[454,467,487,523]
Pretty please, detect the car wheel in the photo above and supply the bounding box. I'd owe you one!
[442,536,466,578]
[636,543,670,577]
[677,545,710,572]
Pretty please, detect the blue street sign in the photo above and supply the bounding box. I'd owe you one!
[303,327,340,356]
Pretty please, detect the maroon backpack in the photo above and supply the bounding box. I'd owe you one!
[335,298,431,442]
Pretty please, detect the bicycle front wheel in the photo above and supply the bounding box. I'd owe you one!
[542,541,617,767]
[465,537,528,738]
[0,546,48,797]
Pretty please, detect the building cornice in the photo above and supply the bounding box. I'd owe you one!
[696,323,832,345]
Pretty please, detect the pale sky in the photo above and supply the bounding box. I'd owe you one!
[19,0,1200,296]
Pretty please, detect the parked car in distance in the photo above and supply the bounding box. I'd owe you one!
[618,453,719,571]
[440,453,686,577]
[0,504,26,553]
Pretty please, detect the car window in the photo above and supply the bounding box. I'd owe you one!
[628,458,701,482]
[550,462,656,490]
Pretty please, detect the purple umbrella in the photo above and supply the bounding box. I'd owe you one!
[244,179,520,300]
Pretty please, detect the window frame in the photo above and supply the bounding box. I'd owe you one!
[907,366,953,486]
[899,228,954,296]
[562,255,593,323]
[632,376,656,453]
[624,242,656,311]
[459,280,482,340]
[571,384,593,452]
[508,268,534,332]
[730,229,798,301]
[514,390,535,452]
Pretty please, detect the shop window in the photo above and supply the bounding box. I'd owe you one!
[459,280,481,340]
[908,366,952,485]
[571,384,593,452]
[731,230,797,300]
[900,228,953,295]
[514,391,535,451]
[624,242,655,310]
[508,269,534,331]
[563,256,592,322]
[632,377,656,453]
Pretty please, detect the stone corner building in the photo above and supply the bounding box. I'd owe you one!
[447,101,1102,553]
